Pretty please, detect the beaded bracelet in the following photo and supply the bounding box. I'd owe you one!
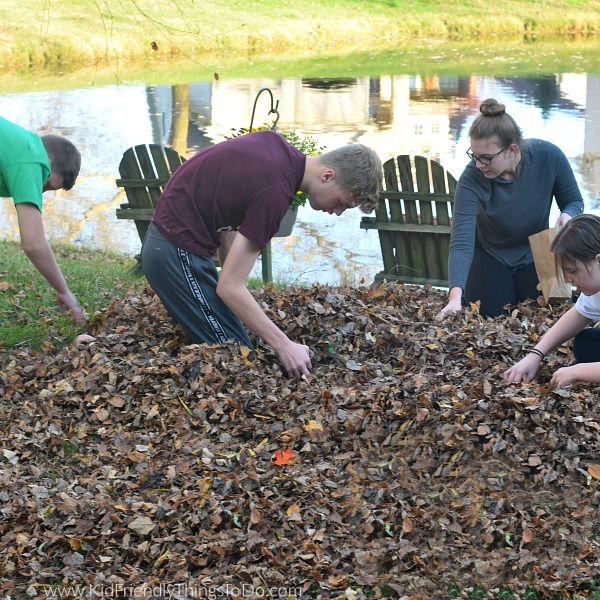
[529,348,545,360]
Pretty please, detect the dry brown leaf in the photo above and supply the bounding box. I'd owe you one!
[588,463,600,480]
[402,516,414,533]
[128,516,155,535]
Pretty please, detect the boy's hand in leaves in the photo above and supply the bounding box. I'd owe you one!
[56,290,86,325]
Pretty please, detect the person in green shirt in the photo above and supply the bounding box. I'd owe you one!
[0,116,84,324]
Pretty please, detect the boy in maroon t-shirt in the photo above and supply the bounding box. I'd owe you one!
[142,130,381,378]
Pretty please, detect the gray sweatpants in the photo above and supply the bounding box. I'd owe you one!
[141,223,253,348]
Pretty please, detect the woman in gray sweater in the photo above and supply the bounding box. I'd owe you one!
[439,98,584,318]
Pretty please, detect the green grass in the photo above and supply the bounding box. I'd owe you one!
[247,276,288,290]
[0,240,143,357]
[1,0,600,71]
[0,240,289,362]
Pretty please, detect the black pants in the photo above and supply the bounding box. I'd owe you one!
[465,244,539,317]
[141,223,253,347]
[573,327,600,363]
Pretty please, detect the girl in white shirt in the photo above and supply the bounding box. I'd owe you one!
[504,214,600,388]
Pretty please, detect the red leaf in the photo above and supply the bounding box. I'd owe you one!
[272,448,293,466]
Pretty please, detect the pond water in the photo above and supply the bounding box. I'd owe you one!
[2,52,600,285]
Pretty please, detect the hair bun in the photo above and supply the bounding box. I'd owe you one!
[480,98,506,117]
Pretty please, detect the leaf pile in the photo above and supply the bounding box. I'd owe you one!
[1,283,599,598]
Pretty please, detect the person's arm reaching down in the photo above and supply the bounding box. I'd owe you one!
[216,232,312,378]
[16,202,84,324]
[503,306,589,384]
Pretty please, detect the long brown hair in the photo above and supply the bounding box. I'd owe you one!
[551,214,600,268]
[469,98,523,151]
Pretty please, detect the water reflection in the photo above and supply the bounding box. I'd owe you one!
[1,71,599,285]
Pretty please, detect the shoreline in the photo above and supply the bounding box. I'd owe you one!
[2,36,600,95]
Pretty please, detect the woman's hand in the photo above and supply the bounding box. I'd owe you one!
[555,212,572,228]
[437,287,463,319]
[503,353,542,383]
[549,362,600,388]
[437,297,462,319]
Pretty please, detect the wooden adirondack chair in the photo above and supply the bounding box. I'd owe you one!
[360,155,456,287]
[115,144,185,243]
[115,144,274,282]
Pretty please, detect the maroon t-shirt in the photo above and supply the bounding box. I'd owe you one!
[152,131,306,257]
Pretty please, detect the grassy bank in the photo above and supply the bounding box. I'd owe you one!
[3,35,600,95]
[1,0,599,71]
[0,241,143,356]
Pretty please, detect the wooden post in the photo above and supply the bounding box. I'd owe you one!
[262,242,273,284]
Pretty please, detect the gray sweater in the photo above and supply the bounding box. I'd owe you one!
[448,139,584,290]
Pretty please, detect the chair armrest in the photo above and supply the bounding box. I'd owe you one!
[360,217,451,235]
[115,208,155,220]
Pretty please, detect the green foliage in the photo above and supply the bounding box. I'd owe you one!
[246,276,288,290]
[468,587,488,600]
[60,438,79,455]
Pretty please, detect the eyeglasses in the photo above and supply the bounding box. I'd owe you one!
[466,146,507,165]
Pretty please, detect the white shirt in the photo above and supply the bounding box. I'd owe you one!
[575,291,600,321]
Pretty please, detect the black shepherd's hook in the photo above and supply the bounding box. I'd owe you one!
[249,87,280,132]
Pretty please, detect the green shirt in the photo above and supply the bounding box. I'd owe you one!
[0,116,50,211]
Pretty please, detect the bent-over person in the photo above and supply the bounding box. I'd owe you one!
[0,116,84,324]
[141,130,382,377]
